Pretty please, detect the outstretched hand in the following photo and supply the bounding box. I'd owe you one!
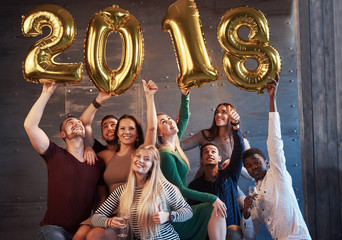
[142,79,158,95]
[266,72,279,112]
[42,82,58,96]
[228,105,240,124]
[266,72,279,97]
[96,91,113,105]
[181,87,190,96]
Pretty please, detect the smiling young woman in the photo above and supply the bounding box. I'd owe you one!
[157,89,227,240]
[92,145,193,239]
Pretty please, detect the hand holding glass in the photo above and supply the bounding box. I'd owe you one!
[117,213,129,239]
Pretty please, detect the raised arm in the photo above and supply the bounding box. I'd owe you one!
[80,91,113,146]
[142,79,158,146]
[177,89,190,141]
[266,72,287,174]
[24,83,57,155]
[266,72,279,113]
[224,107,244,174]
[180,131,203,151]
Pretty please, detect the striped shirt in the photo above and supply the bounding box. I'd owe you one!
[92,180,193,239]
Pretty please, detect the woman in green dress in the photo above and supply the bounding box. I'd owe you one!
[157,89,227,240]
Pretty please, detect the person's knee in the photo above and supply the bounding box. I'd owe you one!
[38,225,72,240]
[85,228,102,240]
[39,231,65,240]
[86,227,116,240]
[73,225,91,240]
[226,225,243,240]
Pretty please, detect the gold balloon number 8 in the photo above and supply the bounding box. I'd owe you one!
[218,6,281,94]
[22,4,143,95]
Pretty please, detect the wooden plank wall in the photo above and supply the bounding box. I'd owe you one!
[296,0,342,239]
[2,0,341,239]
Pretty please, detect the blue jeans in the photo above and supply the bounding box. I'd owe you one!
[37,225,73,240]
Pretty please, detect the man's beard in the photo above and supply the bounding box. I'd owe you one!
[105,138,116,146]
[204,163,217,167]
[66,132,85,140]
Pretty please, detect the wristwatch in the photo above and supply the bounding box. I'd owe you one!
[231,120,240,126]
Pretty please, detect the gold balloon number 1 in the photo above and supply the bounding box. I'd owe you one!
[163,0,219,89]
[22,2,281,94]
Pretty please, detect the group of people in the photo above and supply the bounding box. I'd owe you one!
[24,73,312,240]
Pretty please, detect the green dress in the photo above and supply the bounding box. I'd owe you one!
[159,93,217,240]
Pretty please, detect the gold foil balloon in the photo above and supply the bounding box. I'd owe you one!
[84,5,144,96]
[163,0,218,90]
[218,6,281,94]
[21,4,83,84]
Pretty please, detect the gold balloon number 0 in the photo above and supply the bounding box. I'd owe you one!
[218,6,281,94]
[22,4,143,95]
[84,5,143,96]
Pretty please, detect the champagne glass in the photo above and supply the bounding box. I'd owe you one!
[117,212,129,239]
[248,185,257,209]
[248,185,256,196]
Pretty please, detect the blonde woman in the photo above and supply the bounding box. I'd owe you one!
[92,145,193,239]
[157,89,227,240]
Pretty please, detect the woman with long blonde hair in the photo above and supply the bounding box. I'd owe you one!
[91,145,193,239]
[157,89,227,240]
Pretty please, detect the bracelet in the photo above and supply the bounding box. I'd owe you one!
[92,98,101,109]
[231,120,240,126]
[107,218,113,228]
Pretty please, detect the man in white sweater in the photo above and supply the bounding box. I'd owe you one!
[240,73,311,240]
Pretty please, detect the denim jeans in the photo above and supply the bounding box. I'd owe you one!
[37,225,73,240]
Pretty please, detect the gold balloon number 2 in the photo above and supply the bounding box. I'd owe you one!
[22,2,281,94]
[21,4,83,84]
